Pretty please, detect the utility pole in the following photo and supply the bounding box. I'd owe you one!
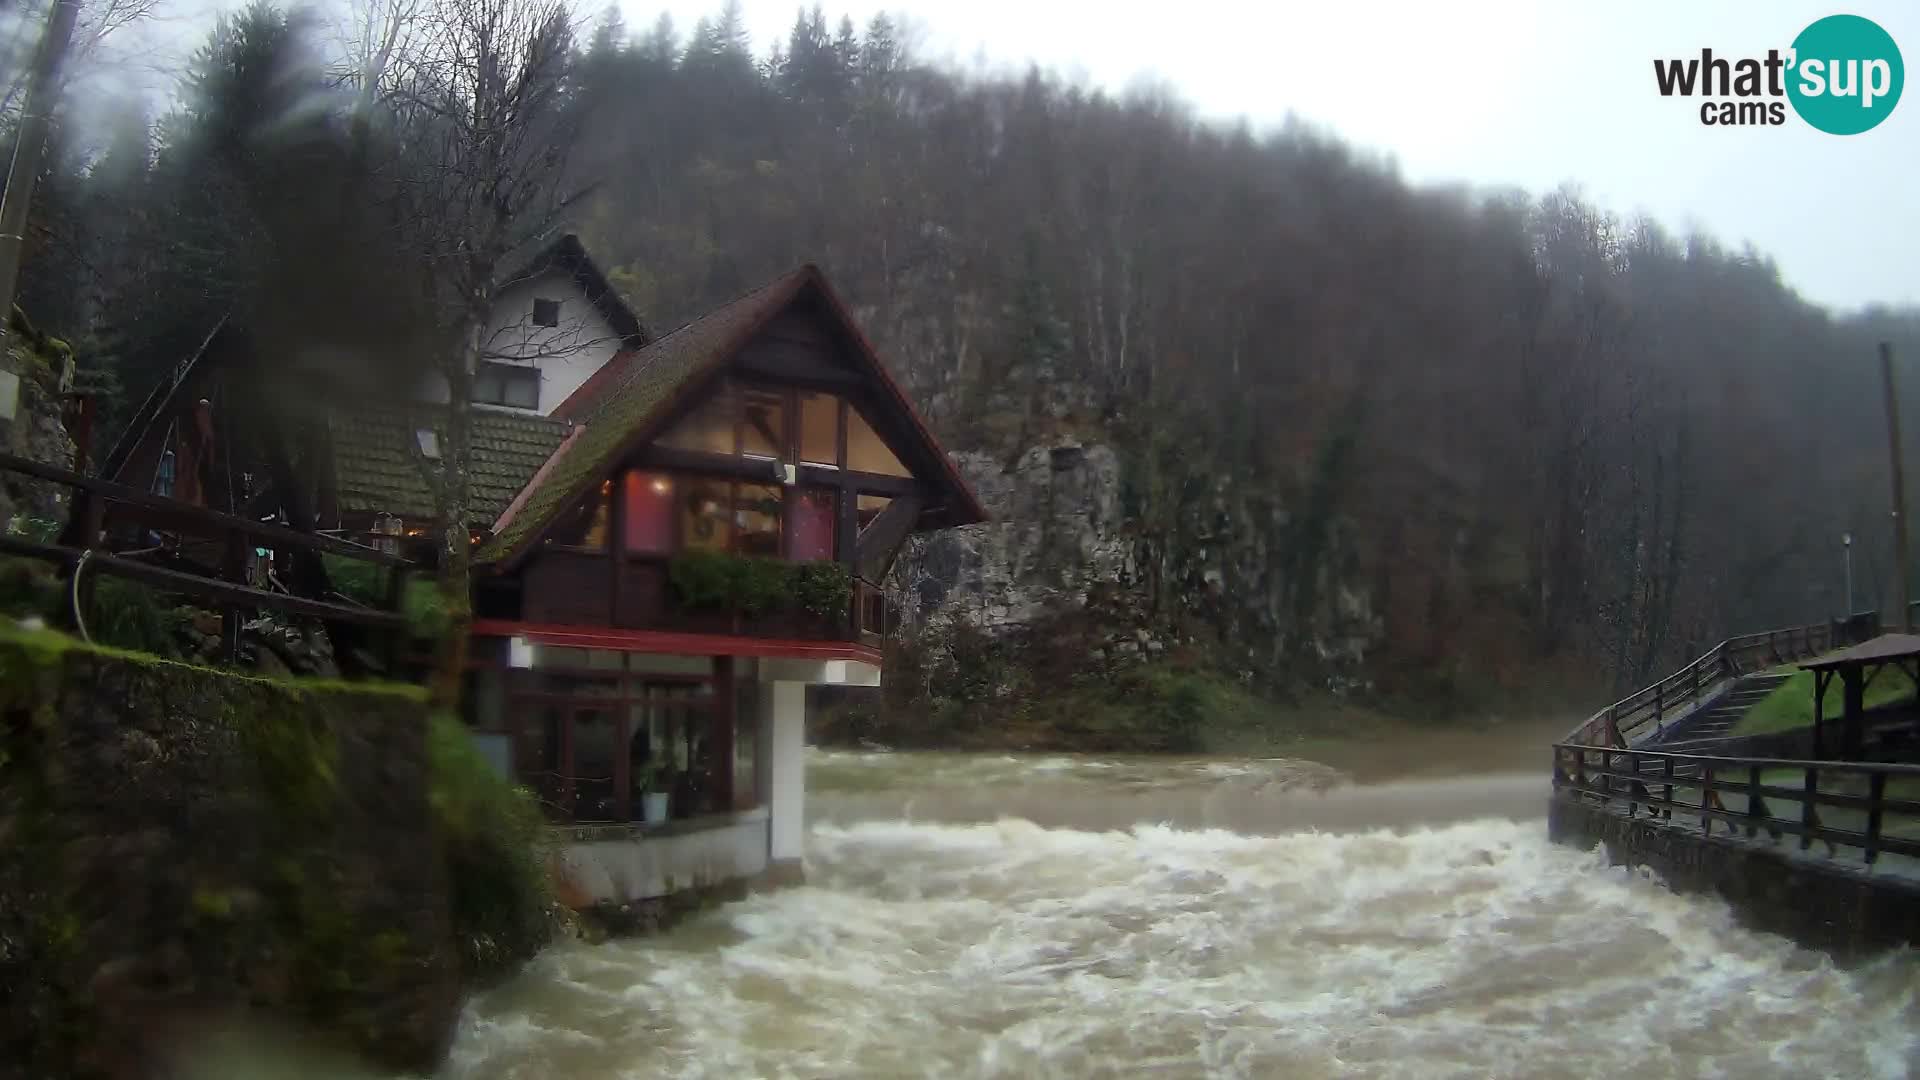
[1883,342,1911,633]
[0,0,80,449]
[1844,532,1855,617]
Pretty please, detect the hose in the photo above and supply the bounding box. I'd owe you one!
[69,548,93,644]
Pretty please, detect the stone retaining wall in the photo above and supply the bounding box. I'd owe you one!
[1549,793,1920,956]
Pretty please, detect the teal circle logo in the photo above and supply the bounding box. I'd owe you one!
[1787,14,1903,135]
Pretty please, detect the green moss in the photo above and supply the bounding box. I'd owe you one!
[428,712,553,980]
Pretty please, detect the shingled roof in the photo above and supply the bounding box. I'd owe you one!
[476,270,807,563]
[476,264,987,566]
[331,405,572,524]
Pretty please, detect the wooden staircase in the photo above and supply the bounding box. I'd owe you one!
[1649,670,1794,744]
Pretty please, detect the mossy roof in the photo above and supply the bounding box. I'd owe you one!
[331,405,572,524]
[475,270,809,564]
[475,263,989,567]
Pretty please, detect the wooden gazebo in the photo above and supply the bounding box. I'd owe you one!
[1801,633,1920,760]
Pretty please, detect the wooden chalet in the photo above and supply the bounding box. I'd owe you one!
[100,240,986,901]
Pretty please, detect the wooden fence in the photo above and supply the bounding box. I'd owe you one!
[1554,744,1920,866]
[0,450,416,661]
[1564,614,1881,748]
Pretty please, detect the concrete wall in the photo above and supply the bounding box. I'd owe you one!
[555,812,771,905]
[766,679,808,865]
[1549,794,1920,956]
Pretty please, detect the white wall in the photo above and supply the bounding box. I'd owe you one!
[416,269,625,415]
[765,680,808,863]
[558,813,771,903]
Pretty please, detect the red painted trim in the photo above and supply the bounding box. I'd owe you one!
[470,619,884,666]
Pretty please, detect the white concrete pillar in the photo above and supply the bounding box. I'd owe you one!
[765,680,807,864]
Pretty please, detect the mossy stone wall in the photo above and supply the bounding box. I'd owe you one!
[0,627,461,1078]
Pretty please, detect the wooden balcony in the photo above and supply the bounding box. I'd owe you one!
[514,549,890,649]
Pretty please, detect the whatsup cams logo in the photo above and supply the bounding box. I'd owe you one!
[1653,13,1904,133]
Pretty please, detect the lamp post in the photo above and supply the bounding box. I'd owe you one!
[1843,532,1855,617]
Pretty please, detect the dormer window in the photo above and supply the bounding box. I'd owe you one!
[532,298,561,328]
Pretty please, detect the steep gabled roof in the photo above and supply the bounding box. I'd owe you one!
[477,265,987,567]
[332,405,572,524]
[501,234,650,350]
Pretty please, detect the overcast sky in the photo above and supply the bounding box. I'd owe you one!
[84,0,1920,312]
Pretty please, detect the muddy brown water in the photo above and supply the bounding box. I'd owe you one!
[236,720,1920,1078]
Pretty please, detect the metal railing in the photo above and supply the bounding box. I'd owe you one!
[1554,744,1920,866]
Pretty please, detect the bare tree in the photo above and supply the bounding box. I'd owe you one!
[367,0,581,704]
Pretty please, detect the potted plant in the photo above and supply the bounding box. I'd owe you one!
[639,762,674,824]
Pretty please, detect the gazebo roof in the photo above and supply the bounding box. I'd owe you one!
[1801,633,1920,672]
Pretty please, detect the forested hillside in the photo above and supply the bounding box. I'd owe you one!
[16,1,1920,735]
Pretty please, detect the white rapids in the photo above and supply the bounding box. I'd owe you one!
[443,750,1920,1080]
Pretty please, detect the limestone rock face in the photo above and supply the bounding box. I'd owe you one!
[895,433,1385,689]
[901,441,1134,634]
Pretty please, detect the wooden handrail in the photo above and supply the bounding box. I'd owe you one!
[1552,743,1920,865]
[0,535,406,629]
[1564,612,1873,747]
[1,453,418,663]
[0,451,413,567]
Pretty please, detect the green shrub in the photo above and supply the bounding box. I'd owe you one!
[667,549,735,610]
[85,577,189,658]
[0,556,64,623]
[667,551,853,620]
[428,713,552,981]
[733,556,791,617]
[794,561,852,619]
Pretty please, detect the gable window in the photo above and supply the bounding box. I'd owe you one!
[659,383,738,456]
[741,386,785,460]
[799,390,839,467]
[475,362,540,410]
[847,407,910,477]
[547,480,612,550]
[532,298,561,328]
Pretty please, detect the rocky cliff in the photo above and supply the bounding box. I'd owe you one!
[896,430,1385,688]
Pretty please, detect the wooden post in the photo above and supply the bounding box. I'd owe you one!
[1842,666,1866,761]
[1812,669,1828,759]
[1800,768,1818,850]
[220,528,245,664]
[1883,343,1912,633]
[382,564,409,674]
[1746,765,1763,837]
[1702,765,1715,836]
[1866,771,1887,865]
[711,655,736,811]
[1663,756,1675,820]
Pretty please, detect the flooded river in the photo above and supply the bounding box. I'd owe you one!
[444,736,1920,1079]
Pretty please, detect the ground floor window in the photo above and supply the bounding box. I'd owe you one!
[465,652,765,824]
